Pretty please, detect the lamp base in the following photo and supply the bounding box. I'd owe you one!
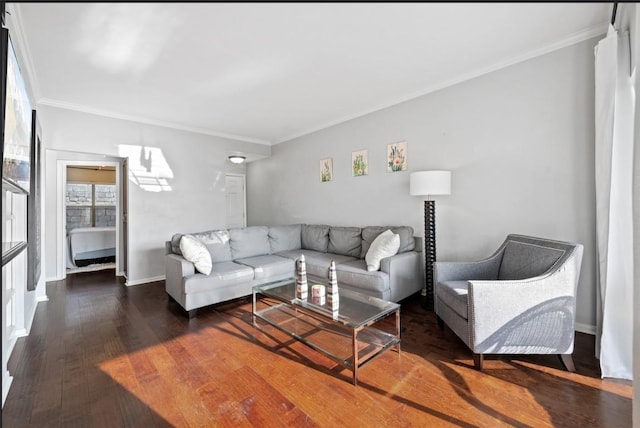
[419,288,432,310]
[420,294,429,310]
[423,200,436,311]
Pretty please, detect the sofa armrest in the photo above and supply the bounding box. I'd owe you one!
[165,253,195,301]
[380,251,422,302]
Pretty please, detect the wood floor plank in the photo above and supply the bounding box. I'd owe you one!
[2,270,632,427]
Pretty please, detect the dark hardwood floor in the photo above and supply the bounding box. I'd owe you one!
[2,270,632,427]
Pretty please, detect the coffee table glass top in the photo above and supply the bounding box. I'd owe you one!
[254,279,400,329]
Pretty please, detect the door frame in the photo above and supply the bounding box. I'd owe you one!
[225,173,247,228]
[57,159,125,279]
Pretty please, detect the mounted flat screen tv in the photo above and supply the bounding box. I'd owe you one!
[2,28,32,194]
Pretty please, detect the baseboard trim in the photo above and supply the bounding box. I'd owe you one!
[575,322,596,335]
[24,298,40,335]
[46,275,64,282]
[5,335,17,359]
[36,295,49,302]
[2,373,13,408]
[125,275,165,286]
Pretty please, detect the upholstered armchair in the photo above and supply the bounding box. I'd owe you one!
[434,234,584,371]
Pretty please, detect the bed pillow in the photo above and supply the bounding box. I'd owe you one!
[365,230,400,271]
[179,234,212,275]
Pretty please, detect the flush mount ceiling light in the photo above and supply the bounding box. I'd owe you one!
[228,155,246,164]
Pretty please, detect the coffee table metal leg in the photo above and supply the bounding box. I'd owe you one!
[352,328,358,385]
[252,290,257,326]
[396,309,401,353]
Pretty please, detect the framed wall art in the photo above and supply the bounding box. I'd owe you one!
[387,141,407,172]
[320,157,333,182]
[351,150,368,176]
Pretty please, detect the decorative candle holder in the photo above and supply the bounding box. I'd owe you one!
[296,254,308,300]
[327,260,339,313]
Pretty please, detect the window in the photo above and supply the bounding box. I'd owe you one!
[66,183,116,230]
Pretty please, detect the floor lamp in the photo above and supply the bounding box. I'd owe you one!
[409,170,451,310]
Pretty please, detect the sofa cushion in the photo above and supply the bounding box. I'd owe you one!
[229,226,271,259]
[171,230,233,263]
[179,234,213,275]
[437,280,469,320]
[365,230,400,271]
[184,261,254,294]
[498,240,564,280]
[335,259,389,295]
[235,255,295,281]
[361,226,415,257]
[196,230,233,263]
[276,249,357,279]
[301,224,330,252]
[328,226,362,258]
[269,224,302,253]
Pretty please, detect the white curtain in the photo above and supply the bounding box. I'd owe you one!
[594,25,635,380]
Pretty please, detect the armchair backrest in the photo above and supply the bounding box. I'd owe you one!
[497,234,581,281]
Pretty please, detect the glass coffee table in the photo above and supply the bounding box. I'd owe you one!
[252,278,401,385]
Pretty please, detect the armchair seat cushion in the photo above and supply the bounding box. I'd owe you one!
[437,280,469,320]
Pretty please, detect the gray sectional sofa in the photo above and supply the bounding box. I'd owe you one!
[165,224,423,317]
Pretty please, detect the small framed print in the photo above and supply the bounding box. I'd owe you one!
[351,150,368,177]
[320,157,333,182]
[387,141,407,172]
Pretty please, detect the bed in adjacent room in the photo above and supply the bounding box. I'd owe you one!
[66,226,116,268]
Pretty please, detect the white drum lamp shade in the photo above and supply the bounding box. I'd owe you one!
[410,170,451,197]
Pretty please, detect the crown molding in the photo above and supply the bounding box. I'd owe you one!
[37,98,272,145]
[275,21,609,144]
[5,3,42,102]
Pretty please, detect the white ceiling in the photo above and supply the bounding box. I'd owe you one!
[12,3,610,145]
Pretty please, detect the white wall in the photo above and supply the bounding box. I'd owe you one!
[40,105,270,284]
[248,37,599,330]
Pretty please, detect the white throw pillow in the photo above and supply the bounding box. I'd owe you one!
[365,230,400,271]
[179,234,213,275]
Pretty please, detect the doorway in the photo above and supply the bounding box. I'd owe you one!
[57,159,128,279]
[225,174,246,228]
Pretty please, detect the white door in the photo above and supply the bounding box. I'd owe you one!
[225,174,246,228]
